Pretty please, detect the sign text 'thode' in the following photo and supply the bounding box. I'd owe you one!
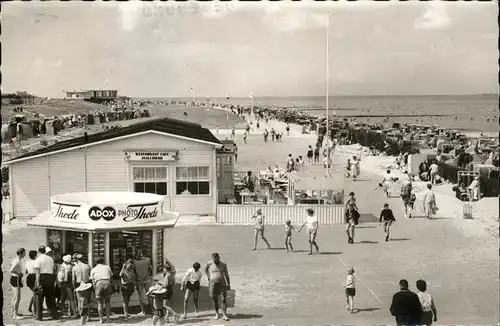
[52,202,81,220]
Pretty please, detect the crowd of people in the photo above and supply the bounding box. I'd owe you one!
[9,245,232,325]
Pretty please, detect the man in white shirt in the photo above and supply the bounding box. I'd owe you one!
[90,257,113,323]
[34,245,58,321]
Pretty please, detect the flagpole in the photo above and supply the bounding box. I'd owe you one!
[226,95,230,138]
[326,13,330,176]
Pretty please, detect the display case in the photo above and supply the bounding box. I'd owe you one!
[47,229,62,262]
[156,229,164,273]
[66,231,89,262]
[109,230,153,278]
[92,232,106,266]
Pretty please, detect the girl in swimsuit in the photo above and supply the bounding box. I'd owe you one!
[251,209,271,250]
[345,192,359,244]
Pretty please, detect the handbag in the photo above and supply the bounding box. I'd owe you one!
[353,210,360,225]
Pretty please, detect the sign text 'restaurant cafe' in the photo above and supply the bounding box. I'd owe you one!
[125,151,178,161]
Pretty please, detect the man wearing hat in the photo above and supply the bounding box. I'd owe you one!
[34,245,58,320]
[72,253,91,315]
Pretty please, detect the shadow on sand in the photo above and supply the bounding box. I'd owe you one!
[229,313,263,320]
[354,307,381,313]
[81,283,238,319]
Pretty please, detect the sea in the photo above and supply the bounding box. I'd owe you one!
[141,95,499,135]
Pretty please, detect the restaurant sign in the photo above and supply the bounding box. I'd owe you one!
[124,151,178,162]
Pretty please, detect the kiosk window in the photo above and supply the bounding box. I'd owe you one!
[66,231,89,262]
[47,230,62,263]
[176,166,210,195]
[92,232,106,266]
[109,230,153,278]
[156,229,164,273]
[133,166,168,195]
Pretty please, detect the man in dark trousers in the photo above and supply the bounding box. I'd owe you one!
[34,245,59,320]
[390,279,422,326]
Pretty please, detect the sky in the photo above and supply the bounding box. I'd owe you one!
[2,1,498,98]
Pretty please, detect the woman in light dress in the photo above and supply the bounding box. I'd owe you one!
[298,208,320,255]
[423,183,438,220]
[352,156,361,180]
[381,170,394,198]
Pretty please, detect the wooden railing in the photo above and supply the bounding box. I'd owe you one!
[217,204,345,224]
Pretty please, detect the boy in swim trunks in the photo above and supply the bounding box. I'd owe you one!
[344,267,356,313]
[284,220,297,252]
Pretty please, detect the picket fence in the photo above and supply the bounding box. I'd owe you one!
[217,204,345,224]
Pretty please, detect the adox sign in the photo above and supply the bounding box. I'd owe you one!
[88,202,161,223]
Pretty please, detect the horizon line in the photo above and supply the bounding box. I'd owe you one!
[130,93,499,99]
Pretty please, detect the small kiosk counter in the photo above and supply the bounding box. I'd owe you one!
[28,191,179,307]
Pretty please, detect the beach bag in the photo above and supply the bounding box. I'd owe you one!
[353,210,360,225]
[345,209,360,224]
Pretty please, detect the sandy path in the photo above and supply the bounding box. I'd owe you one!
[338,144,499,237]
